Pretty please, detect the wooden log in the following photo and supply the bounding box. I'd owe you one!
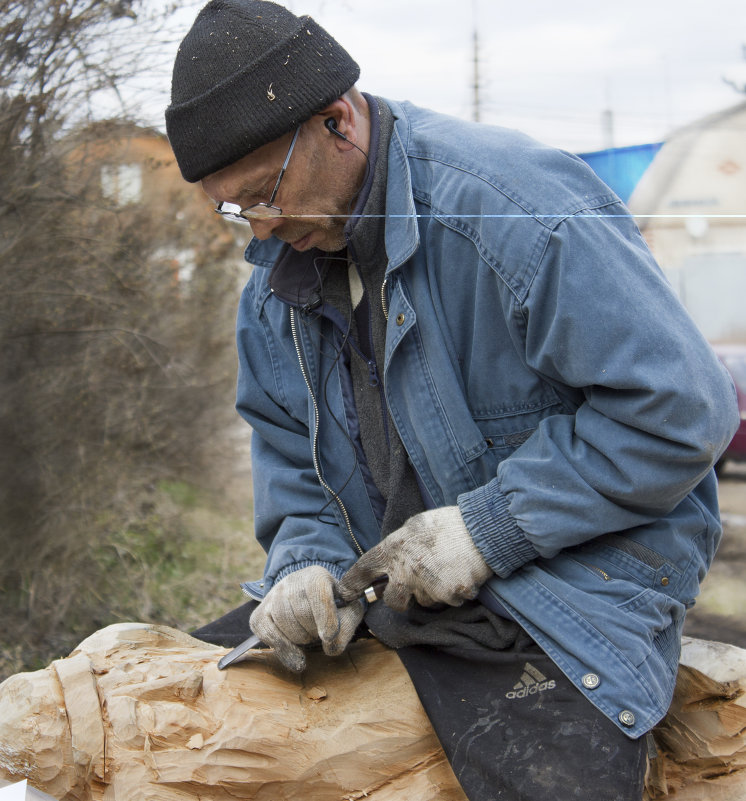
[0,624,467,801]
[645,637,746,800]
[1,625,745,800]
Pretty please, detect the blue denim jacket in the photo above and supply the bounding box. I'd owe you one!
[236,99,739,737]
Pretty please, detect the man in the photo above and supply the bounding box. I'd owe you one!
[165,2,739,798]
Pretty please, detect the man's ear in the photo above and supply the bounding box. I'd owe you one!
[324,117,348,141]
[318,97,356,145]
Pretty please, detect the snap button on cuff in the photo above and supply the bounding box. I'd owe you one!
[581,673,600,689]
[618,710,636,727]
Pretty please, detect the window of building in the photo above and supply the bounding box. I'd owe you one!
[101,163,142,205]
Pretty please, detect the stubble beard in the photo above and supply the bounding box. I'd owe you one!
[277,212,348,253]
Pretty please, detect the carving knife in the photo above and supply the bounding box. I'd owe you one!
[217,578,387,669]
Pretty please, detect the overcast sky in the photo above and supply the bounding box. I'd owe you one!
[154,0,746,154]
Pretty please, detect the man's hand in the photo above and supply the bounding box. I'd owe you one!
[338,507,492,612]
[249,565,364,672]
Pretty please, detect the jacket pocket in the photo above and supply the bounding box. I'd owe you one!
[540,554,680,667]
[471,399,564,463]
[573,517,708,609]
[578,538,682,597]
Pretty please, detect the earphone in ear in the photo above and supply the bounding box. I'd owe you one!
[325,117,348,141]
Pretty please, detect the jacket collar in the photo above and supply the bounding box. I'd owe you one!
[381,98,420,274]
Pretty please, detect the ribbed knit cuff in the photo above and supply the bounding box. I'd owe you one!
[275,560,347,584]
[458,479,539,578]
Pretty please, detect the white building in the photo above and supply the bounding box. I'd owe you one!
[628,101,746,343]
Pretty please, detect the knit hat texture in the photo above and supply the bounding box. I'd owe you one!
[166,0,360,182]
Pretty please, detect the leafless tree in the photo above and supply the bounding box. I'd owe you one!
[0,0,241,674]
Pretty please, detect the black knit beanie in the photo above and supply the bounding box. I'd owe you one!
[165,0,360,182]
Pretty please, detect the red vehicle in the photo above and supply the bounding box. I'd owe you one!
[713,344,746,474]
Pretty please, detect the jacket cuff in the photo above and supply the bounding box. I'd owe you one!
[275,560,347,584]
[458,479,539,578]
[241,561,351,603]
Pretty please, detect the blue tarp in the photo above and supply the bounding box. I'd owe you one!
[578,142,663,203]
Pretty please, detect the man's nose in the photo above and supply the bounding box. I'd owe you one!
[249,217,283,240]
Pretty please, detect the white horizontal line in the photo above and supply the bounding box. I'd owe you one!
[721,512,746,528]
[234,213,746,220]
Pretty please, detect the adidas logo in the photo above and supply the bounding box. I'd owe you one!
[505,662,557,699]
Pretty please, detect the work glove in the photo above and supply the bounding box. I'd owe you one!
[249,565,364,673]
[338,506,492,612]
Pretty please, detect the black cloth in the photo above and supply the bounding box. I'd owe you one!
[396,634,648,801]
[191,605,647,801]
[364,597,521,654]
[191,600,259,648]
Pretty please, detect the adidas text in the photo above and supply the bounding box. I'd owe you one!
[505,679,556,699]
[506,662,557,699]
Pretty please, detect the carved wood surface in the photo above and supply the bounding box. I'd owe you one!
[645,637,746,800]
[1,624,745,800]
[0,624,467,801]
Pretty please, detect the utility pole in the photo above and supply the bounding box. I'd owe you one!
[471,0,481,122]
[722,43,746,94]
[601,109,615,150]
[601,77,614,149]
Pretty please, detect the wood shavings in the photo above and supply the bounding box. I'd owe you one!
[304,685,327,701]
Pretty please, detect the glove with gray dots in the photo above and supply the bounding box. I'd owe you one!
[338,507,493,612]
[249,565,364,672]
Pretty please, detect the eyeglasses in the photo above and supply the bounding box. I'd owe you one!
[214,126,300,223]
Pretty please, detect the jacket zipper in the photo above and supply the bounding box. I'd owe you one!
[381,277,389,320]
[584,563,611,581]
[290,306,363,557]
[367,359,380,386]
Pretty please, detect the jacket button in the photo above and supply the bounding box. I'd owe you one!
[661,577,669,586]
[582,673,600,689]
[396,313,406,326]
[618,710,636,727]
